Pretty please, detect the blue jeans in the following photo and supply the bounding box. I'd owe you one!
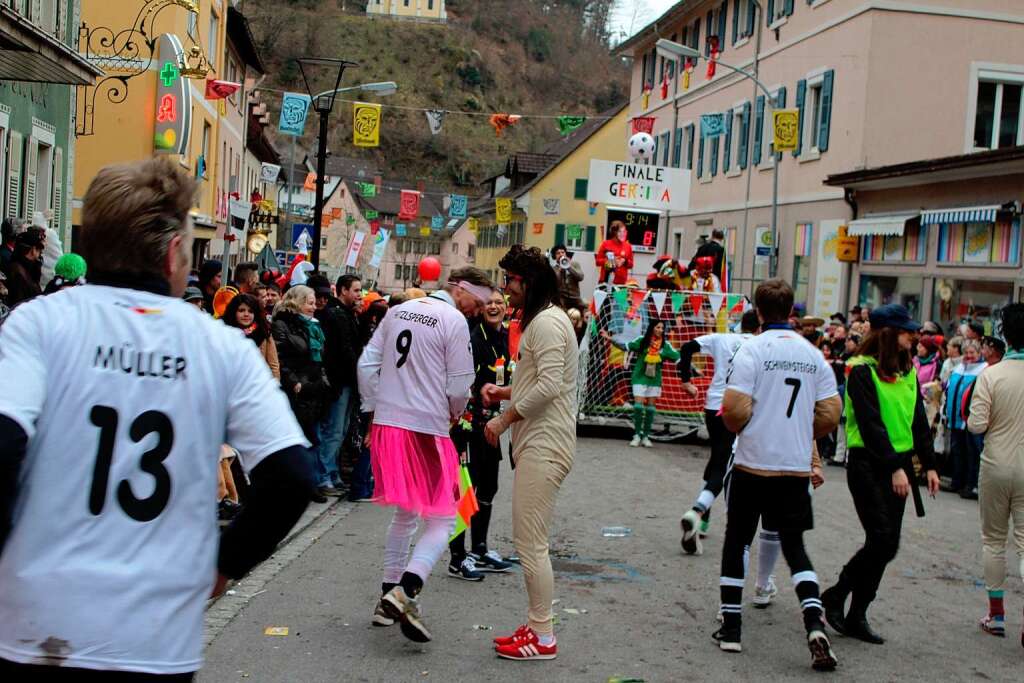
[314,387,352,487]
[350,412,374,499]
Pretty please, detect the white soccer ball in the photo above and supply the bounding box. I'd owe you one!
[628,132,656,160]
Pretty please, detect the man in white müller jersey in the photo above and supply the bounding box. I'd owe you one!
[0,159,312,680]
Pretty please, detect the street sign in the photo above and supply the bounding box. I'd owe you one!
[153,35,192,155]
[587,159,690,213]
[754,226,774,263]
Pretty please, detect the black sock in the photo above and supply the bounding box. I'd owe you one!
[400,571,424,598]
[381,582,398,596]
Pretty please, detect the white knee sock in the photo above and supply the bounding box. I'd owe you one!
[383,508,419,584]
[756,529,781,589]
[406,515,457,581]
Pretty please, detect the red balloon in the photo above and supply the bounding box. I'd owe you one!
[418,256,442,282]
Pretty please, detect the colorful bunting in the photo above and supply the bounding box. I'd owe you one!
[671,291,684,313]
[467,217,479,234]
[495,198,513,224]
[689,294,704,315]
[448,194,468,219]
[567,224,583,240]
[431,215,444,230]
[489,113,522,137]
[557,116,586,136]
[399,189,420,220]
[532,222,544,235]
[353,101,382,148]
[727,294,745,313]
[425,109,445,135]
[205,78,241,100]
[359,182,376,197]
[613,288,629,312]
[420,226,431,236]
[396,223,407,237]
[365,209,379,219]
[631,116,656,135]
[707,292,725,314]
[592,288,608,314]
[650,291,667,315]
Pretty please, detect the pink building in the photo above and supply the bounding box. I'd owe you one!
[617,0,1024,327]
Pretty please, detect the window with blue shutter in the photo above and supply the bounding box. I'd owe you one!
[723,114,733,172]
[651,135,659,165]
[818,69,834,152]
[739,101,751,169]
[697,134,705,178]
[672,128,683,168]
[767,0,775,24]
[686,123,695,170]
[661,131,671,166]
[746,0,756,35]
[710,136,720,177]
[753,95,765,165]
[693,18,701,51]
[776,86,787,161]
[585,225,597,251]
[784,0,794,16]
[574,178,588,199]
[718,3,728,52]
[794,79,807,157]
[732,0,740,45]
[554,224,565,247]
[706,10,714,54]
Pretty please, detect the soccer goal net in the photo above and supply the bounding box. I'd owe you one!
[577,286,751,439]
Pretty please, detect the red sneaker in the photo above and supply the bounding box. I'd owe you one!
[493,624,530,647]
[495,627,557,660]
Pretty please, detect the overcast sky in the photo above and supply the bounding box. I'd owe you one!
[610,0,678,45]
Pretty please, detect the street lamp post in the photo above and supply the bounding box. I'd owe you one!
[656,36,782,279]
[296,57,359,271]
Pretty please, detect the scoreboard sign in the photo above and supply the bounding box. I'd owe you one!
[606,208,660,254]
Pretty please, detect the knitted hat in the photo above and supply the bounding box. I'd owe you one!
[54,253,87,282]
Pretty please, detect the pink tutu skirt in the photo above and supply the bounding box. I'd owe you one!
[370,425,460,517]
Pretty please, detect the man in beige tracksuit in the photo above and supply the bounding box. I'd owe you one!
[967,303,1024,641]
[483,245,578,661]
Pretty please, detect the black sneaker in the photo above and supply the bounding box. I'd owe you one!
[218,499,242,521]
[319,485,344,497]
[712,625,742,653]
[448,557,485,581]
[470,550,512,573]
[310,489,328,504]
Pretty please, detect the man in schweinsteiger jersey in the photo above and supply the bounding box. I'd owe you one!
[715,278,843,671]
[0,158,313,680]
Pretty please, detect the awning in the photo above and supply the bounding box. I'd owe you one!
[920,204,1001,226]
[846,213,919,237]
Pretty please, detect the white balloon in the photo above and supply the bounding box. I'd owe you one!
[628,132,656,160]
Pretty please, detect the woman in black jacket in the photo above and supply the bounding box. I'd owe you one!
[272,285,331,457]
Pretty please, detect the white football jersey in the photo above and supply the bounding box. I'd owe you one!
[695,332,753,411]
[0,284,307,674]
[358,293,474,436]
[727,328,837,472]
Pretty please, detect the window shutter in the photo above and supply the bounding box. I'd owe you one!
[767,0,775,24]
[732,0,740,44]
[794,79,807,157]
[753,95,765,165]
[693,18,701,51]
[718,3,728,51]
[672,127,683,168]
[554,223,565,247]
[746,0,756,36]
[818,69,834,152]
[52,147,63,232]
[682,25,688,47]
[705,11,713,54]
[686,123,695,170]
[723,114,733,172]
[574,178,588,199]
[697,133,705,178]
[710,136,719,177]
[652,136,659,165]
[661,132,670,166]
[641,53,648,88]
[24,137,37,219]
[784,0,795,16]
[6,131,22,218]
[585,225,597,251]
[739,101,751,170]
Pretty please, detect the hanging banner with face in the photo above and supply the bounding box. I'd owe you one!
[260,163,281,183]
[773,109,800,152]
[279,92,311,137]
[495,198,513,224]
[353,101,382,147]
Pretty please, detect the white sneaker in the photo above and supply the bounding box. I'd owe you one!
[641,437,653,448]
[752,577,778,608]
[629,435,641,447]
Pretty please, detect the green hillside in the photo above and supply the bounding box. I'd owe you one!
[245,0,629,189]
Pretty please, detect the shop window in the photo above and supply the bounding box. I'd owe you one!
[792,223,813,308]
[933,278,1013,334]
[973,77,1024,150]
[859,275,924,322]
[208,10,219,68]
[860,222,928,263]
[936,218,1021,265]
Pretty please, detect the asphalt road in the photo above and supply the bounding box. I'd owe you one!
[199,435,1022,682]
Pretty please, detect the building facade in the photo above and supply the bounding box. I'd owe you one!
[366,0,446,22]
[1,0,100,245]
[617,0,1024,317]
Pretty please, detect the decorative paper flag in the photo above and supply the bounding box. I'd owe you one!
[398,189,420,220]
[706,36,720,80]
[345,215,355,225]
[320,213,330,228]
[359,182,377,198]
[683,59,694,90]
[370,219,381,234]
[331,207,342,219]
[631,116,656,135]
[369,229,390,268]
[448,194,468,219]
[707,292,725,314]
[278,92,311,136]
[588,202,597,216]
[651,291,667,316]
[259,199,276,214]
[592,288,608,315]
[205,78,241,100]
[449,465,479,542]
[260,163,281,183]
[689,294,705,315]
[431,215,444,230]
[701,113,725,138]
[495,198,513,223]
[345,231,367,268]
[613,288,629,312]
[567,224,583,240]
[660,72,670,99]
[543,198,560,215]
[671,291,684,313]
[419,226,431,236]
[727,294,744,313]
[628,289,647,319]
[395,223,406,236]
[557,116,586,136]
[353,101,382,147]
[425,109,445,135]
[467,217,479,234]
[489,113,521,137]
[641,89,650,110]
[720,256,730,292]
[303,172,317,192]
[532,222,544,235]
[365,209,379,219]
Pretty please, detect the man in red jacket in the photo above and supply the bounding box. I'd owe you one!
[595,221,634,285]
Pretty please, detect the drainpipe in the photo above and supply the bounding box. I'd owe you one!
[738,1,764,296]
[843,187,858,311]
